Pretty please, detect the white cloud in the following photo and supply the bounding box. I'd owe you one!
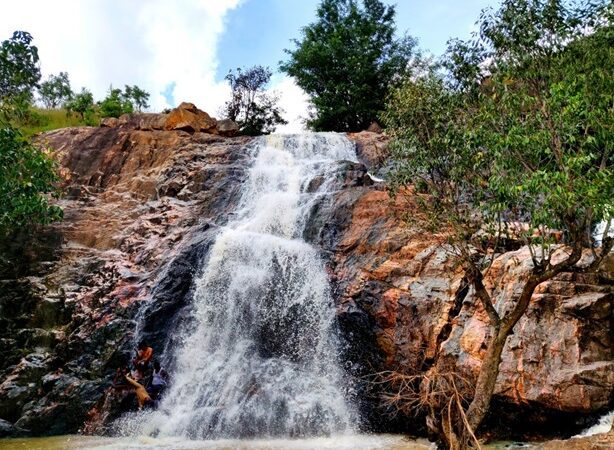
[270,75,309,133]
[0,0,242,114]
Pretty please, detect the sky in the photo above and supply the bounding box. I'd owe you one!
[0,0,498,132]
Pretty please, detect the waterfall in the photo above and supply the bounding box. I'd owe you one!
[130,133,358,439]
[575,410,614,438]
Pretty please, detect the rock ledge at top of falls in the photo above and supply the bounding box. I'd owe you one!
[0,127,611,441]
[100,101,239,136]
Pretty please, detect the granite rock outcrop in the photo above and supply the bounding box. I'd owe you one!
[0,125,611,441]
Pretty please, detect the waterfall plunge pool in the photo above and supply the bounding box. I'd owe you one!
[0,434,545,450]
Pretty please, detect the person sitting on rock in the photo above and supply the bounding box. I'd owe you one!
[124,374,154,409]
[148,359,169,400]
[132,340,154,380]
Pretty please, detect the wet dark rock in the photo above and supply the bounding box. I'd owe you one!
[0,418,27,438]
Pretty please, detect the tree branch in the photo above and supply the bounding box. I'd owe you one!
[467,264,501,328]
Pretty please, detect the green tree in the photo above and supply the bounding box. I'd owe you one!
[0,30,41,119]
[280,0,415,131]
[384,0,612,446]
[99,86,133,118]
[124,85,150,112]
[0,124,62,234]
[0,31,62,234]
[223,65,287,135]
[38,72,73,109]
[65,87,94,120]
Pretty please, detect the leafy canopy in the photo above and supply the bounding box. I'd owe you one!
[98,86,134,118]
[38,71,73,109]
[65,87,95,122]
[223,65,287,135]
[0,31,41,121]
[98,85,150,118]
[124,85,150,112]
[0,31,62,234]
[0,31,40,105]
[386,0,613,255]
[280,0,415,132]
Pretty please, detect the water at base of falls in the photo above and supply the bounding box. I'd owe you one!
[575,410,614,437]
[122,133,358,439]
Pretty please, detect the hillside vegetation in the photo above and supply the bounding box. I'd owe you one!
[14,108,94,137]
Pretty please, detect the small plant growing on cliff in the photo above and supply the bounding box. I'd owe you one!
[223,65,287,135]
[384,0,613,447]
[280,0,415,132]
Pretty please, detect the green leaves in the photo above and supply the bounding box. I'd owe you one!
[98,86,134,118]
[223,65,287,135]
[124,85,150,112]
[0,124,62,235]
[280,0,415,131]
[38,72,73,109]
[386,0,612,255]
[97,85,150,118]
[0,31,41,108]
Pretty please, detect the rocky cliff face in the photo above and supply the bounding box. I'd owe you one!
[0,116,611,440]
[0,105,250,436]
[320,133,614,438]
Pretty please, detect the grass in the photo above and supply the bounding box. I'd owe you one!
[14,108,98,138]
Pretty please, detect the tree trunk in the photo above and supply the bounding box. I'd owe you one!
[466,328,507,432]
[464,274,540,437]
[463,241,584,441]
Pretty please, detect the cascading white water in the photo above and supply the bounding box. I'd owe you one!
[575,410,614,438]
[131,133,358,439]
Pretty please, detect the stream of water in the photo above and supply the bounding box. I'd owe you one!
[122,133,358,439]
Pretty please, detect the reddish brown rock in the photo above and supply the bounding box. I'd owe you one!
[0,129,611,440]
[216,118,240,137]
[116,113,168,131]
[437,247,614,414]
[100,117,118,128]
[347,131,389,171]
[542,431,614,449]
[367,121,383,133]
[164,102,217,133]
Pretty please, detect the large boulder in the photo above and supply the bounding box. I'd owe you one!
[100,117,118,128]
[117,113,168,131]
[347,131,390,177]
[164,102,217,133]
[216,118,240,137]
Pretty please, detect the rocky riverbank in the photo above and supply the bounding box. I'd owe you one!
[0,103,612,442]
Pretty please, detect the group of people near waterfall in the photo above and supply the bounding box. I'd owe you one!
[113,340,169,409]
